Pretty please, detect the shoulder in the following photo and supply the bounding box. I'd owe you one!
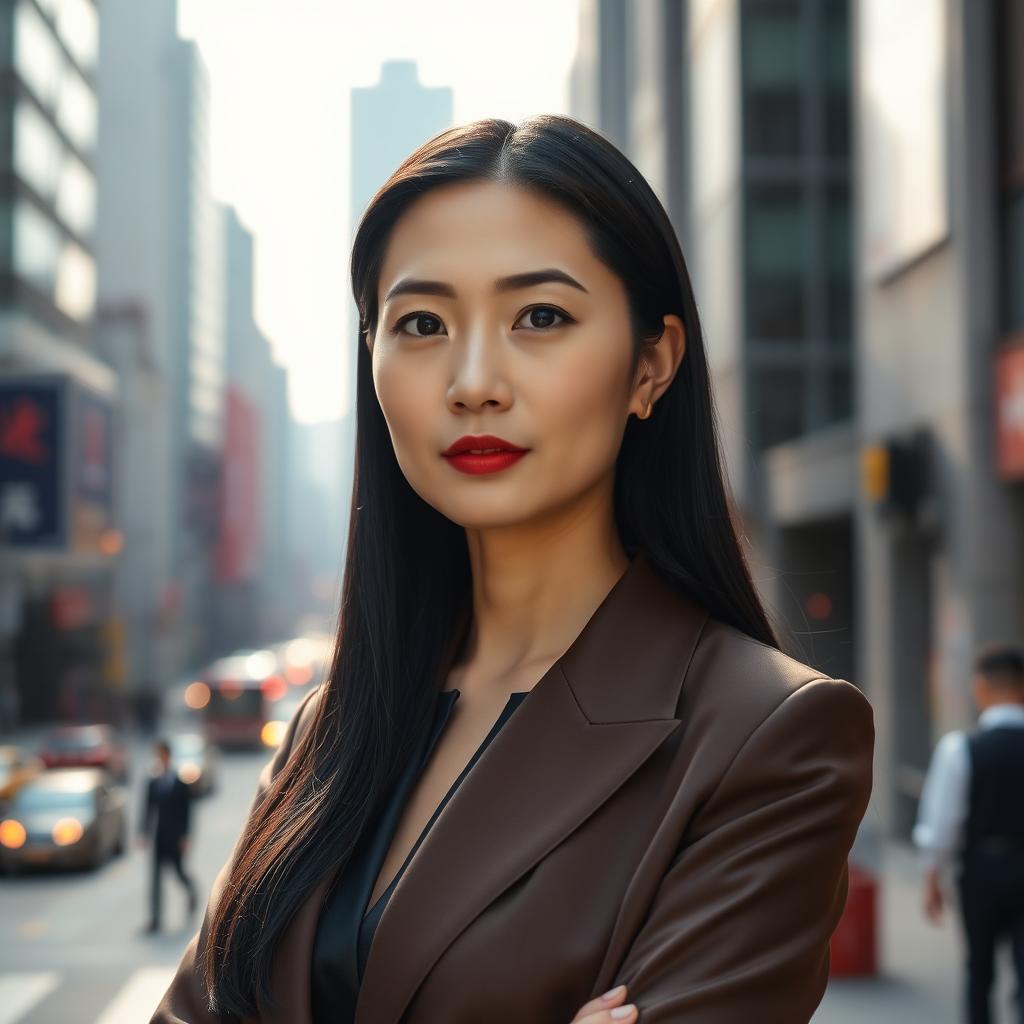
[680,614,874,758]
[936,728,969,753]
[285,681,328,754]
[929,728,970,770]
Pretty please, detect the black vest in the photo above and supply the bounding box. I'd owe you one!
[963,725,1024,848]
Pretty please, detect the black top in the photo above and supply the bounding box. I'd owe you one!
[964,724,1024,849]
[310,687,530,1022]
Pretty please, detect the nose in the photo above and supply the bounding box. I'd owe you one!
[445,325,513,414]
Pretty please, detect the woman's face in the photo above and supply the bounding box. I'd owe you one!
[368,179,678,533]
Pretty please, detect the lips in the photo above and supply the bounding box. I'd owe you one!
[442,434,528,456]
[442,434,530,476]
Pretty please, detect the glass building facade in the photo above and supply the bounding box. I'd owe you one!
[0,0,98,332]
[741,0,852,449]
[997,0,1023,338]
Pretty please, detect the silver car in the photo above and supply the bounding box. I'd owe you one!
[0,767,128,873]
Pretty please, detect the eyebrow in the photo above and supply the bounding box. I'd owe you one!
[382,268,590,305]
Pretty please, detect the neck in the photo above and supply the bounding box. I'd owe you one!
[455,510,629,700]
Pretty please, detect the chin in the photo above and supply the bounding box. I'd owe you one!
[433,494,548,531]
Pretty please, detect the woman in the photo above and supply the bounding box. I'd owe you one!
[153,115,874,1024]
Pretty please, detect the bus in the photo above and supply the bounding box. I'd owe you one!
[184,649,290,749]
[184,640,328,749]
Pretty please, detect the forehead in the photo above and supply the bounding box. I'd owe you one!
[378,180,600,293]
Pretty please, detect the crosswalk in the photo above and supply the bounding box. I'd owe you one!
[0,975,60,1024]
[0,967,178,1024]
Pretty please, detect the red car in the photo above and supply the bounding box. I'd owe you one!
[37,725,129,783]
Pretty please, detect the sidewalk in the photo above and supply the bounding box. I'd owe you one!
[815,838,1017,1022]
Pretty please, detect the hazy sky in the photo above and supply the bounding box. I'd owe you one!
[176,0,581,423]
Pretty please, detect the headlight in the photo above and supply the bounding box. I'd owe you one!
[0,819,26,849]
[52,817,84,846]
[261,721,287,748]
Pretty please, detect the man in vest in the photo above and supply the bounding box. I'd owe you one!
[914,643,1024,1023]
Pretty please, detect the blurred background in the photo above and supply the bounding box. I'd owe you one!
[0,0,1020,1020]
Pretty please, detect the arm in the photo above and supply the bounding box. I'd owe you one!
[149,683,325,1023]
[180,779,192,841]
[911,730,969,872]
[911,730,969,923]
[611,677,874,1024]
[139,778,154,840]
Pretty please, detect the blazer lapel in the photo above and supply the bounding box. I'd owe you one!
[355,552,710,1024]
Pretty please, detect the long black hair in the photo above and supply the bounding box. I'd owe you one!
[205,114,781,1017]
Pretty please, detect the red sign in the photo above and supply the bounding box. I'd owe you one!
[215,387,262,583]
[996,340,1024,480]
[0,396,48,463]
[51,586,93,630]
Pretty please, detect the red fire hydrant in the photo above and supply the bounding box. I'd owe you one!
[829,859,878,977]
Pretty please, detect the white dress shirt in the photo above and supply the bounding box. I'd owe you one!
[912,702,1024,871]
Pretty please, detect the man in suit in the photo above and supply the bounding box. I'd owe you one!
[914,644,1024,1023]
[138,737,198,934]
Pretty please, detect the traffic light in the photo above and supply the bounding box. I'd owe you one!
[861,428,933,517]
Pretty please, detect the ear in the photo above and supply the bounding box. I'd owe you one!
[629,314,686,419]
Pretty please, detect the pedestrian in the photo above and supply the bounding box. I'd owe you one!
[138,737,198,934]
[914,643,1024,1023]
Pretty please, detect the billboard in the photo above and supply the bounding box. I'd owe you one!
[0,377,66,547]
[70,384,114,552]
[0,375,114,552]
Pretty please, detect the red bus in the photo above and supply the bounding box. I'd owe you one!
[185,649,290,749]
[185,640,328,749]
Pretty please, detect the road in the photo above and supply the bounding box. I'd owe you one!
[0,732,265,1024]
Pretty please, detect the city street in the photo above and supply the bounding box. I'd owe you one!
[1,726,1016,1023]
[0,732,263,1023]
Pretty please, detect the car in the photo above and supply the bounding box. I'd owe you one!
[166,731,219,797]
[0,768,128,873]
[36,724,129,783]
[0,745,45,803]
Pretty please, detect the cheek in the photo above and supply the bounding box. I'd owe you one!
[531,343,631,471]
[374,355,434,459]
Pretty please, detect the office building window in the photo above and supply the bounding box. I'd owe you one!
[56,69,97,153]
[55,0,98,72]
[824,181,852,343]
[823,0,850,158]
[751,364,804,446]
[742,0,802,158]
[13,198,60,294]
[55,152,95,237]
[13,99,62,198]
[997,0,1024,333]
[746,181,806,340]
[14,2,63,109]
[55,237,95,320]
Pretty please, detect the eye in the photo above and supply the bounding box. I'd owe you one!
[391,312,446,337]
[513,305,573,331]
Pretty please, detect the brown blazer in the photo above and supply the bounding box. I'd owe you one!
[152,552,874,1023]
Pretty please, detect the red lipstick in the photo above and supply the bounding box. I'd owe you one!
[442,434,530,475]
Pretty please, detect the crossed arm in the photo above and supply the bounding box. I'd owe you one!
[602,677,875,1023]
